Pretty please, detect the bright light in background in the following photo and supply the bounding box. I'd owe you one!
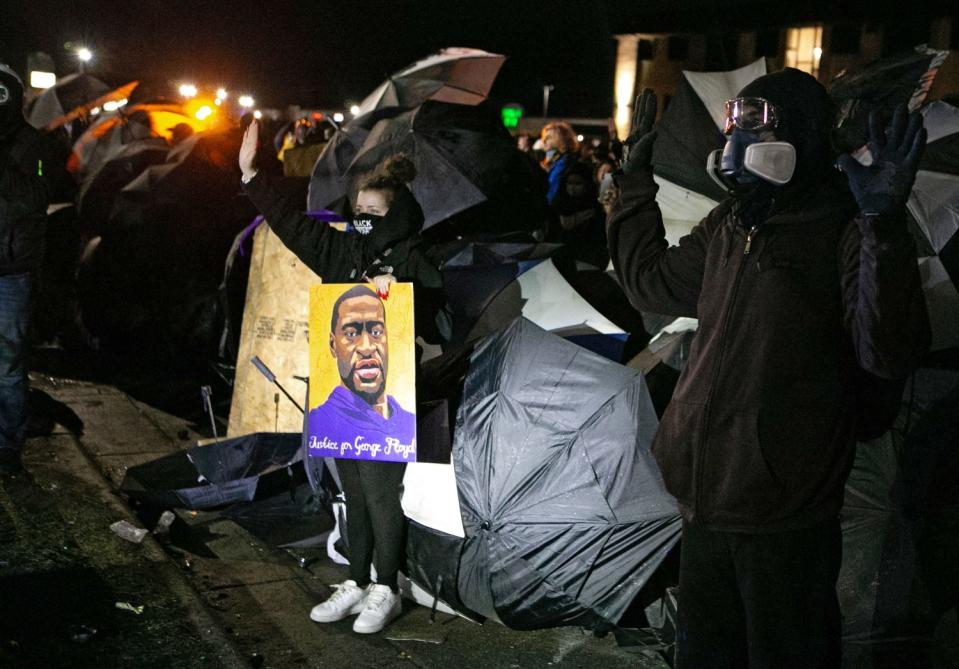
[195,105,214,121]
[813,46,823,59]
[576,134,584,142]
[214,98,222,106]
[216,88,228,100]
[103,98,128,112]
[179,83,198,98]
[77,48,92,62]
[238,95,254,108]
[253,110,263,120]
[333,112,345,123]
[349,104,361,117]
[90,107,101,116]
[29,71,56,89]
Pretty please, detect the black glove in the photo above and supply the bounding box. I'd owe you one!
[838,104,926,218]
[622,88,658,178]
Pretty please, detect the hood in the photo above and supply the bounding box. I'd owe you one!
[737,68,835,184]
[0,64,26,138]
[368,185,425,254]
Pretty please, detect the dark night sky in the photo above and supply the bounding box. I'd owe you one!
[1,0,620,118]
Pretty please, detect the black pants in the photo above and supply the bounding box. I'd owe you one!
[336,459,406,591]
[675,517,842,669]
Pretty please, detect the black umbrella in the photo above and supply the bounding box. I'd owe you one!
[341,101,517,229]
[305,108,401,217]
[830,45,949,152]
[449,318,681,629]
[75,138,169,225]
[355,48,505,117]
[27,73,110,130]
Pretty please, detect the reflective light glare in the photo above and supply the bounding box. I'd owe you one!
[77,48,93,62]
[90,106,101,115]
[813,47,823,59]
[238,95,254,108]
[103,100,121,112]
[216,88,228,100]
[253,110,263,119]
[29,71,56,89]
[333,112,345,123]
[179,83,198,98]
[214,98,222,106]
[350,104,361,116]
[195,105,213,120]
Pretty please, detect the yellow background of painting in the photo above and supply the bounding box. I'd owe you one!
[308,283,416,414]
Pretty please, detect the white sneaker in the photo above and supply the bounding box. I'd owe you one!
[309,580,368,623]
[352,584,401,634]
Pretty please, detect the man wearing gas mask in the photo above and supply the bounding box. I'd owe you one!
[607,68,930,667]
[0,64,50,476]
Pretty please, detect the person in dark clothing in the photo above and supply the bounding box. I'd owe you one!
[607,70,930,668]
[239,120,444,634]
[0,64,51,476]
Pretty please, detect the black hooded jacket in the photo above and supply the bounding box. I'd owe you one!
[1,69,50,275]
[243,172,447,344]
[607,68,930,532]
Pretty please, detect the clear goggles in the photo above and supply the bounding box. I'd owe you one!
[0,84,10,105]
[723,97,780,135]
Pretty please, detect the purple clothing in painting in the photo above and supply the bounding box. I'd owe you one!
[308,385,416,462]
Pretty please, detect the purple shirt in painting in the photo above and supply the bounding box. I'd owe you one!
[307,385,416,462]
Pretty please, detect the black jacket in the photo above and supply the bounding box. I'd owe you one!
[243,173,447,344]
[0,122,50,275]
[608,169,930,532]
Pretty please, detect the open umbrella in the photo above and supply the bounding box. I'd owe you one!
[830,45,949,152]
[75,137,170,225]
[43,80,139,130]
[355,47,506,118]
[904,101,959,352]
[449,318,681,629]
[26,73,110,129]
[340,100,517,228]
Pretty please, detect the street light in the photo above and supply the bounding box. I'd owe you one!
[76,47,92,73]
[216,88,228,100]
[349,104,361,117]
[178,83,198,98]
[542,84,554,118]
[333,112,345,123]
[238,95,254,108]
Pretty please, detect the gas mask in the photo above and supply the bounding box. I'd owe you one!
[706,97,797,191]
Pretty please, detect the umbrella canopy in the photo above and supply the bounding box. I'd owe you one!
[43,81,139,130]
[305,108,387,217]
[441,245,628,360]
[26,73,110,130]
[652,58,766,203]
[69,104,201,175]
[451,318,681,629]
[75,137,170,224]
[905,101,959,352]
[355,47,506,117]
[830,45,949,152]
[310,100,517,229]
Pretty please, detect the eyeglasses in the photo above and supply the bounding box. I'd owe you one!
[0,84,10,105]
[723,97,780,135]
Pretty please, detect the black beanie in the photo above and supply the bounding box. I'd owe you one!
[0,64,26,136]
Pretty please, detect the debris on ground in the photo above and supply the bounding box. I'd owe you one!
[109,520,148,544]
[115,602,145,615]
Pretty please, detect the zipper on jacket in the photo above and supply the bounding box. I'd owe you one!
[743,225,758,255]
[694,223,759,521]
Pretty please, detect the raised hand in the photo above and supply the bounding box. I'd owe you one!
[838,104,926,217]
[239,120,259,181]
[622,88,658,176]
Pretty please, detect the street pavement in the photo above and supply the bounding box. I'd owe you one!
[1,372,668,669]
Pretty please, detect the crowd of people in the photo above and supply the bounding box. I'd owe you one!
[2,57,934,667]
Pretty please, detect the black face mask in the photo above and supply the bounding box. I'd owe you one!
[352,213,384,236]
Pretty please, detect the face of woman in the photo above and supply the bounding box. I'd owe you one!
[355,189,390,216]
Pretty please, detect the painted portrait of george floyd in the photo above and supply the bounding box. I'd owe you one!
[307,283,417,463]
